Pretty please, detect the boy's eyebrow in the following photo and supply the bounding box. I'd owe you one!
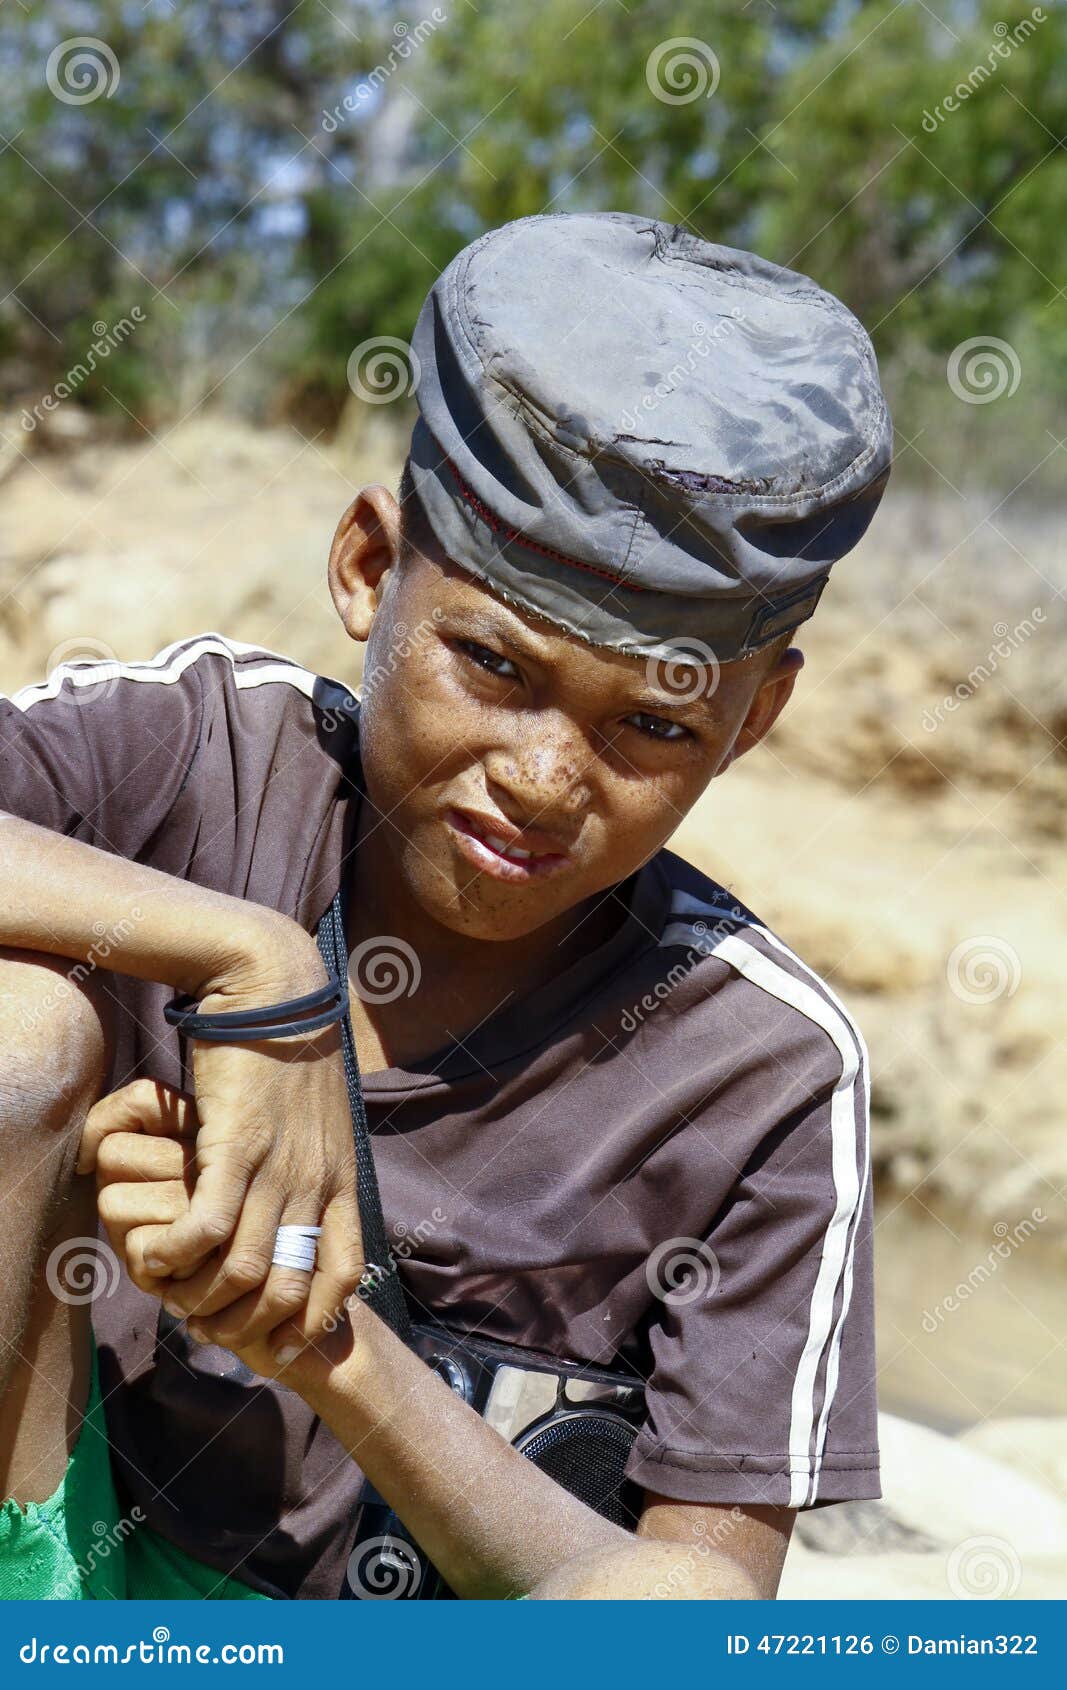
[448,606,718,717]
[445,607,552,664]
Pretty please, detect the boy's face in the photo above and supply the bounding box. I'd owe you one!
[330,487,801,944]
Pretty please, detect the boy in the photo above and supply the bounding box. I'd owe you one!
[0,213,891,1599]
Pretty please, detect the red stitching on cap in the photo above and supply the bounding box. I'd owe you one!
[445,458,646,593]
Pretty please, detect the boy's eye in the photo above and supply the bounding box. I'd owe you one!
[455,639,520,680]
[625,712,690,742]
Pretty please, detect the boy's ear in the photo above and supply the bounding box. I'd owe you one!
[718,647,804,774]
[328,485,401,640]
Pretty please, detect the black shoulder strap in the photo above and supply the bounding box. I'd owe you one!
[316,889,413,1343]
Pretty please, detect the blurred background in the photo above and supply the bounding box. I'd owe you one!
[2,0,1065,1595]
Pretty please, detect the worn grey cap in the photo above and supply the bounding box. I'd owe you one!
[407,212,892,663]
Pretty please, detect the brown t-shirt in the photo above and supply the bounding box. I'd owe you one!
[1,634,879,1599]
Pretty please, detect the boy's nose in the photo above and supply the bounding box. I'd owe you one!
[483,738,592,833]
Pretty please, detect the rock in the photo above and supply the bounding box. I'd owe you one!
[796,1498,940,1556]
[780,1538,1065,1601]
[875,1413,1067,1555]
[785,1414,1067,1598]
[960,1419,1067,1506]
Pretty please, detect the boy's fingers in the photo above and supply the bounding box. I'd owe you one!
[98,1179,190,1236]
[140,1150,252,1275]
[124,1225,199,1293]
[95,1131,191,1186]
[102,1186,192,1290]
[183,1268,318,1354]
[302,1187,365,1338]
[78,1079,197,1174]
[153,1183,285,1318]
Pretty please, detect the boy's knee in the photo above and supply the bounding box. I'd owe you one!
[0,949,112,1137]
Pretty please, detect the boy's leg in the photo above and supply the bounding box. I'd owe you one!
[0,949,112,1503]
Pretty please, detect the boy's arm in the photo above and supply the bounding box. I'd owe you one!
[90,1106,763,1600]
[0,810,303,1000]
[0,813,365,1343]
[280,1303,765,1600]
[91,1088,774,1601]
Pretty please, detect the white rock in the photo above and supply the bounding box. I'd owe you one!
[961,1419,1067,1505]
[876,1414,1067,1555]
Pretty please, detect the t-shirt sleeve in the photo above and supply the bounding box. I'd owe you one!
[0,640,208,859]
[626,982,879,1511]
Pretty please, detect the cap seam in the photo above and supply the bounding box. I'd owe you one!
[448,218,889,506]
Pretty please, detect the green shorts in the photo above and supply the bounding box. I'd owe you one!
[0,1338,270,1601]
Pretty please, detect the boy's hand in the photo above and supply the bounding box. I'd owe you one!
[80,928,365,1341]
[91,1087,358,1366]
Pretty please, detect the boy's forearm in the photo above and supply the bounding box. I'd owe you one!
[0,813,319,997]
[295,1310,628,1599]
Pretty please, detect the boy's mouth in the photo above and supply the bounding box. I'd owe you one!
[444,807,570,884]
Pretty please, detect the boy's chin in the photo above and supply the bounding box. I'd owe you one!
[414,873,572,944]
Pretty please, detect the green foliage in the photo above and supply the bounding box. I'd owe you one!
[1,0,1062,486]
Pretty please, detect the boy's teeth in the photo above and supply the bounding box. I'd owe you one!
[484,831,532,860]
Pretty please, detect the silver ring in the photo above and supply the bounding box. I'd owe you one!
[272,1224,322,1273]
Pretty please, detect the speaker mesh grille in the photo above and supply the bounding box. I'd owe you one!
[518,1415,642,1527]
